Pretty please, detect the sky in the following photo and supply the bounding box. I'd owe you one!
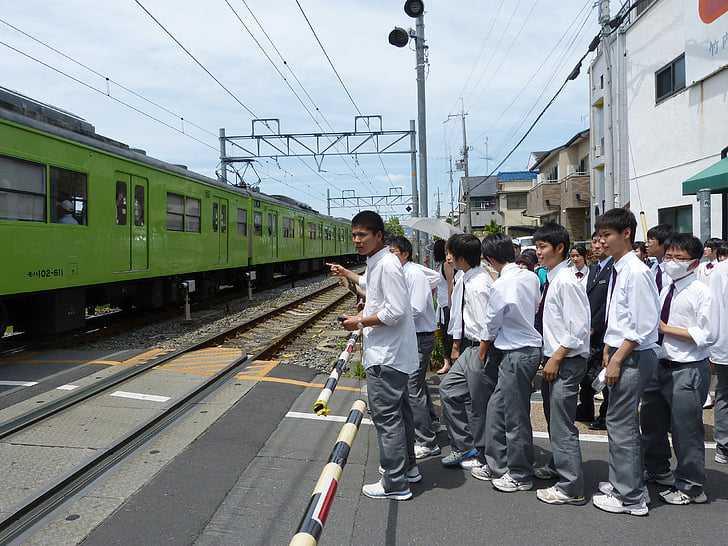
[1,0,600,218]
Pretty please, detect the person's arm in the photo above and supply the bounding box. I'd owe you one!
[327,263,360,284]
[661,285,713,345]
[445,263,455,307]
[448,280,464,360]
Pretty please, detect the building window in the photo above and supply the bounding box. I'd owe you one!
[253,211,263,236]
[51,166,87,225]
[282,216,295,238]
[656,54,686,103]
[237,208,248,236]
[600,74,604,89]
[658,205,692,234]
[546,164,559,182]
[506,193,527,210]
[166,193,200,232]
[577,155,589,174]
[634,0,656,18]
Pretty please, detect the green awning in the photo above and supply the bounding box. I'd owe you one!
[682,157,728,195]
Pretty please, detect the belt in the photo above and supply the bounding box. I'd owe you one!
[417,331,435,337]
[659,359,707,369]
[460,338,479,349]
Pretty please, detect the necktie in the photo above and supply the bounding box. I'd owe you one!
[656,266,663,292]
[657,282,676,345]
[576,271,584,279]
[605,268,618,329]
[707,262,714,270]
[535,280,549,335]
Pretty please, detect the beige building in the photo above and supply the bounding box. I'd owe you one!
[526,130,591,241]
[495,171,539,237]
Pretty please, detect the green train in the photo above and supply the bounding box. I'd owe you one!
[0,88,355,335]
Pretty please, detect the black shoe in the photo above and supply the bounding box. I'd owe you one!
[575,405,594,423]
[588,419,606,431]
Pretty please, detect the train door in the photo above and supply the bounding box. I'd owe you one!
[268,210,279,258]
[319,222,324,255]
[113,173,131,272]
[212,197,229,265]
[297,216,305,257]
[131,176,149,271]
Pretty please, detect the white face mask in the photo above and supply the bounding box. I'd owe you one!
[663,260,696,280]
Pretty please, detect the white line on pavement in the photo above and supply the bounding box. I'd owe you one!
[110,391,171,403]
[0,380,39,387]
[56,384,80,391]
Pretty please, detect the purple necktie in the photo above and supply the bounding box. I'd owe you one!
[657,282,676,346]
[576,271,584,279]
[656,266,663,292]
[707,263,714,270]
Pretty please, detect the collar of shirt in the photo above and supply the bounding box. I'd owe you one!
[614,249,640,274]
[598,257,612,270]
[547,260,570,283]
[366,245,390,269]
[670,271,696,292]
[500,262,520,279]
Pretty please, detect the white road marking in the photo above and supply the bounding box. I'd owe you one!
[286,411,374,426]
[56,384,80,391]
[110,391,171,403]
[0,380,39,387]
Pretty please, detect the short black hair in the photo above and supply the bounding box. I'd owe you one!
[481,233,516,264]
[351,210,384,235]
[591,231,599,239]
[646,224,673,245]
[717,243,728,260]
[516,248,538,271]
[633,241,647,253]
[595,208,638,244]
[534,222,570,260]
[571,244,587,259]
[665,234,703,260]
[388,235,413,261]
[433,239,446,263]
[705,237,723,250]
[447,233,481,268]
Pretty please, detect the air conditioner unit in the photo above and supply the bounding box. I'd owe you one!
[594,144,602,156]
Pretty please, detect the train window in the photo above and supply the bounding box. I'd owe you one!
[0,155,47,222]
[185,197,201,232]
[220,204,227,233]
[166,193,184,231]
[212,202,219,232]
[308,222,317,240]
[115,182,127,225]
[134,186,144,227]
[237,208,248,236]
[267,213,277,237]
[253,212,263,236]
[282,217,294,238]
[50,166,87,225]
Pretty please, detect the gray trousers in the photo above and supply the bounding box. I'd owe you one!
[605,348,657,505]
[641,360,709,496]
[366,365,416,492]
[440,345,498,453]
[485,346,542,482]
[541,356,587,498]
[716,365,728,458]
[409,332,437,448]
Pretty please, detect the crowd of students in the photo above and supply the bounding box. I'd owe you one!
[329,208,728,517]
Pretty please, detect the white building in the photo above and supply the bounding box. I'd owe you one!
[589,0,728,240]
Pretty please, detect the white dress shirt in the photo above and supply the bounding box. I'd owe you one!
[650,260,671,292]
[403,261,437,334]
[412,262,441,290]
[657,272,712,363]
[571,265,590,288]
[709,261,728,365]
[542,261,591,358]
[448,266,493,343]
[696,259,718,285]
[433,262,451,323]
[604,251,660,351]
[480,263,542,351]
[360,247,419,373]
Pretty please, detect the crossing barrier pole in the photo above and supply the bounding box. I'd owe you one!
[312,330,360,415]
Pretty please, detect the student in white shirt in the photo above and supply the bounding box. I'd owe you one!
[433,240,455,375]
[531,223,591,506]
[710,259,728,465]
[472,234,542,492]
[646,224,673,293]
[696,237,722,285]
[337,211,420,501]
[591,208,660,517]
[640,234,713,505]
[569,244,590,287]
[388,236,440,460]
[440,234,496,468]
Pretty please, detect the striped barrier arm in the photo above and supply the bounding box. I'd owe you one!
[312,330,360,416]
[290,399,367,546]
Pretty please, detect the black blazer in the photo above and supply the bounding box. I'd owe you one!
[587,258,614,345]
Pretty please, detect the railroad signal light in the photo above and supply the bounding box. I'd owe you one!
[388,26,410,48]
[404,0,424,18]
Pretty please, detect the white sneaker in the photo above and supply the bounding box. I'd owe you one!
[659,488,708,505]
[598,481,651,505]
[536,486,587,506]
[703,392,714,409]
[715,452,728,464]
[362,479,412,500]
[460,457,482,469]
[414,444,441,459]
[470,465,494,482]
[492,472,533,492]
[378,465,422,483]
[592,493,648,516]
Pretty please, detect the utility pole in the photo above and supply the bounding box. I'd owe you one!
[415,12,429,260]
[409,119,421,258]
[460,99,471,232]
[435,187,441,218]
[448,156,455,221]
[599,0,616,211]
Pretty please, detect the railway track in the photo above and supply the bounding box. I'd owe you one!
[0,279,356,543]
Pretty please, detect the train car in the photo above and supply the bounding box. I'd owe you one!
[0,88,355,335]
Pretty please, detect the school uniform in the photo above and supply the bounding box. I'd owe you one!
[696,259,718,285]
[539,260,591,498]
[601,251,660,506]
[402,261,438,451]
[709,261,728,462]
[571,265,590,288]
[361,247,419,493]
[481,264,543,482]
[440,266,496,456]
[435,262,454,362]
[641,271,712,498]
[650,260,670,293]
